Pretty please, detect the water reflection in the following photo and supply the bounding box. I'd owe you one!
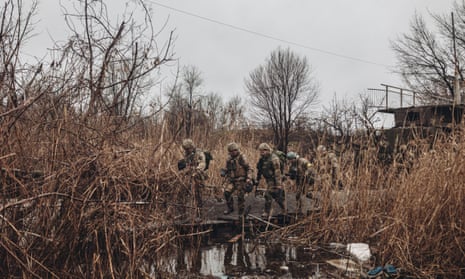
[220,241,267,276]
[199,245,225,276]
[155,239,317,278]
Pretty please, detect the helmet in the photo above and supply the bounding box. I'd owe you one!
[258,143,271,151]
[316,145,327,153]
[182,139,195,150]
[286,152,297,160]
[227,142,240,152]
[328,152,337,160]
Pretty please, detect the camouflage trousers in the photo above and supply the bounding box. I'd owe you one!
[295,176,307,211]
[224,181,246,214]
[191,175,206,214]
[264,179,285,214]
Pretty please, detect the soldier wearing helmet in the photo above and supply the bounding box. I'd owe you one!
[315,145,341,189]
[182,138,194,150]
[258,143,271,152]
[286,151,315,213]
[395,143,415,174]
[256,143,285,217]
[221,142,253,215]
[180,139,208,217]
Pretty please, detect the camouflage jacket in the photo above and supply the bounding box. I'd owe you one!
[316,152,339,173]
[224,153,253,182]
[257,153,282,184]
[184,148,207,172]
[289,157,314,179]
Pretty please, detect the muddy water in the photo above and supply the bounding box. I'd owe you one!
[153,238,342,278]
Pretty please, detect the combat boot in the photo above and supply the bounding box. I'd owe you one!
[223,192,234,214]
[223,206,234,215]
[277,201,286,214]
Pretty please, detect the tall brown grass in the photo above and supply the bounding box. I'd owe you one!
[280,132,465,278]
[2,113,465,278]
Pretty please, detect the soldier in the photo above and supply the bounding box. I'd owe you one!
[221,142,254,215]
[315,145,341,189]
[180,139,208,216]
[395,143,415,174]
[256,143,285,217]
[286,151,315,213]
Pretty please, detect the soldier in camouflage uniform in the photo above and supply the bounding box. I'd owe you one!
[286,151,315,213]
[180,139,208,215]
[395,143,415,175]
[315,145,341,189]
[221,142,253,215]
[256,143,285,217]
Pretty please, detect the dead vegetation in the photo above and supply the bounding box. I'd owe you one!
[2,122,465,277]
[1,0,465,278]
[281,132,465,278]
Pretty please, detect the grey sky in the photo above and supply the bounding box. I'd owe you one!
[28,0,457,110]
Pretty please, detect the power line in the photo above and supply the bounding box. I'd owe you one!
[149,0,392,68]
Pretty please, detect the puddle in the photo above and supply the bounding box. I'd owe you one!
[151,238,350,278]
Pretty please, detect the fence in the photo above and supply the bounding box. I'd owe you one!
[368,84,454,110]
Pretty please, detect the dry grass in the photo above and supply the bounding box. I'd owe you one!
[283,133,465,278]
[1,114,465,278]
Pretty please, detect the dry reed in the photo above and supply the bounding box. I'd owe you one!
[2,114,465,278]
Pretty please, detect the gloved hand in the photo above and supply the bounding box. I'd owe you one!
[244,180,254,193]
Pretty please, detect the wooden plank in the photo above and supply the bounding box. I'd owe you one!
[247,214,281,229]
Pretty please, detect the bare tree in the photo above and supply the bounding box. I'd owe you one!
[201,92,222,130]
[319,95,357,139]
[318,92,381,137]
[0,0,43,127]
[356,93,381,133]
[165,72,246,138]
[245,47,319,151]
[219,95,246,130]
[165,65,207,138]
[391,3,465,102]
[58,0,174,121]
[182,65,203,137]
[0,0,175,165]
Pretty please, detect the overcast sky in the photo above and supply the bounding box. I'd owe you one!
[28,0,458,111]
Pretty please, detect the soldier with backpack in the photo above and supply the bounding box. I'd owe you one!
[220,142,254,215]
[315,145,342,190]
[286,151,315,213]
[179,139,208,217]
[256,143,286,217]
